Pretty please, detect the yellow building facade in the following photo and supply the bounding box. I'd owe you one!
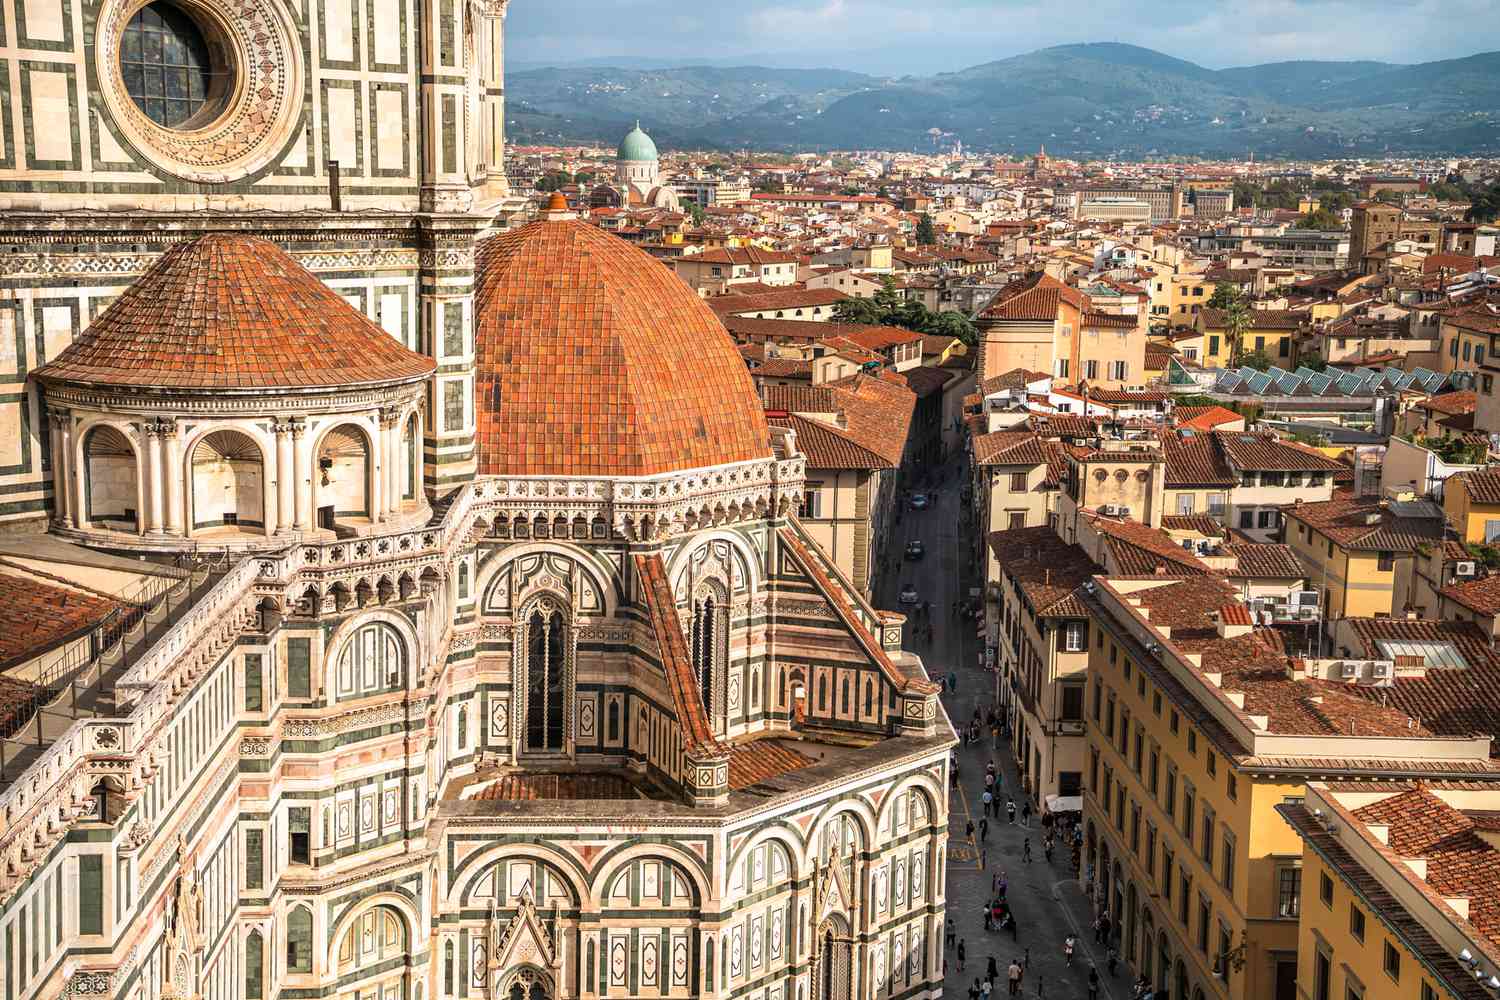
[1082,574,1493,1000]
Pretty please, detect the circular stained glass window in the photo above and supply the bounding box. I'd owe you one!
[119,1,228,128]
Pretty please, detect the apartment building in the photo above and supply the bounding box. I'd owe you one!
[988,528,1101,801]
[1082,573,1497,1000]
[669,247,800,295]
[1158,430,1341,539]
[1280,782,1500,1000]
[976,273,1147,389]
[763,379,916,598]
[1281,492,1447,619]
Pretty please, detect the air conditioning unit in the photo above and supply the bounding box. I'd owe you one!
[1339,661,1362,680]
[1293,590,1320,607]
[1181,539,1195,551]
[1456,561,1478,577]
[1371,662,1393,679]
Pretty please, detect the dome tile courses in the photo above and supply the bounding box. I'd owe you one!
[473,216,771,478]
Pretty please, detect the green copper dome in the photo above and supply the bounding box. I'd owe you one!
[617,122,659,162]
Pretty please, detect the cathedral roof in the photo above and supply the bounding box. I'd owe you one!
[473,214,772,478]
[618,122,659,162]
[33,234,434,392]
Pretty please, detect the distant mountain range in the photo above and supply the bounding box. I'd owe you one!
[505,43,1500,157]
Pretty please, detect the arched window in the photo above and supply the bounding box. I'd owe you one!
[315,424,372,520]
[524,602,568,753]
[245,930,264,999]
[336,906,408,1000]
[607,699,620,743]
[690,589,726,715]
[817,916,852,1000]
[335,621,405,701]
[287,905,313,972]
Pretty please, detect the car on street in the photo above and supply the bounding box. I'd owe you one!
[909,493,930,510]
[898,583,920,605]
[905,540,925,560]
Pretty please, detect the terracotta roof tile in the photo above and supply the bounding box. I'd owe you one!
[35,234,435,391]
[1285,491,1446,552]
[1341,618,1500,745]
[1452,468,1500,506]
[473,219,771,477]
[707,288,849,316]
[726,740,815,790]
[470,773,643,800]
[0,569,122,670]
[987,528,1101,617]
[634,553,725,757]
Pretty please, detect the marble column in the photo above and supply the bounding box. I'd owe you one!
[163,421,183,536]
[275,420,295,534]
[292,419,312,530]
[382,406,402,515]
[48,409,70,527]
[65,417,85,529]
[145,420,167,535]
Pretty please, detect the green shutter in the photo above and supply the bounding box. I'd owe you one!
[287,638,311,698]
[77,856,103,934]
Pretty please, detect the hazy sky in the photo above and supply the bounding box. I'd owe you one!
[507,0,1500,75]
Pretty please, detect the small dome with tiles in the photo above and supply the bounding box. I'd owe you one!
[472,217,771,478]
[34,234,435,392]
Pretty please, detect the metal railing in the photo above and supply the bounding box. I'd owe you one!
[0,548,231,779]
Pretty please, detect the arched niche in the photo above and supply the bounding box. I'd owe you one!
[82,424,142,532]
[190,428,266,535]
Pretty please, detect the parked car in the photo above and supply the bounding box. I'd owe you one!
[905,540,925,560]
[898,583,920,605]
[909,493,931,510]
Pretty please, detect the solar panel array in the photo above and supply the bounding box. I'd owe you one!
[1209,362,1467,398]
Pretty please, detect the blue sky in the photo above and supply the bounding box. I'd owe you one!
[506,0,1500,75]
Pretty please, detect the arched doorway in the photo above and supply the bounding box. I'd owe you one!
[316,424,373,527]
[335,905,409,1000]
[82,425,141,532]
[814,914,853,1000]
[1175,959,1188,1000]
[190,429,265,534]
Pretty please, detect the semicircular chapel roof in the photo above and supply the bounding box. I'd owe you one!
[35,234,435,392]
[473,215,772,478]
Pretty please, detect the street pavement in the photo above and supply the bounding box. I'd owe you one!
[875,468,1125,999]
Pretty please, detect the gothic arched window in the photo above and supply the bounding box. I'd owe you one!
[524,603,568,752]
[690,590,725,714]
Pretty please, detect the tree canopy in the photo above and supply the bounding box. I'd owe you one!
[915,213,937,245]
[831,277,978,347]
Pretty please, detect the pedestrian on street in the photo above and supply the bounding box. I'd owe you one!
[967,980,980,1000]
[991,872,1001,895]
[1043,839,1054,864]
[1007,959,1022,996]
[1063,934,1077,967]
[948,670,958,693]
[980,846,988,870]
[1087,967,1100,1000]
[1107,947,1119,977]
[1021,801,1031,828]
[980,817,989,842]
[966,819,976,840]
[984,771,995,792]
[946,918,956,949]
[1091,913,1104,944]
[982,789,993,817]
[1006,798,1017,824]
[987,957,999,982]
[979,979,991,1000]
[1100,912,1113,946]
[1007,910,1019,940]
[1022,838,1031,862]
[958,939,967,972]
[997,872,1008,900]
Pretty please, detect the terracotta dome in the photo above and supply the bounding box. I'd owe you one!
[473,217,771,478]
[35,234,435,391]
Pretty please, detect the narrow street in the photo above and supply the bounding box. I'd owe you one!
[875,469,1124,1000]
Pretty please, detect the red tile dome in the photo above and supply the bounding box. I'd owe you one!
[35,234,435,391]
[473,217,772,477]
